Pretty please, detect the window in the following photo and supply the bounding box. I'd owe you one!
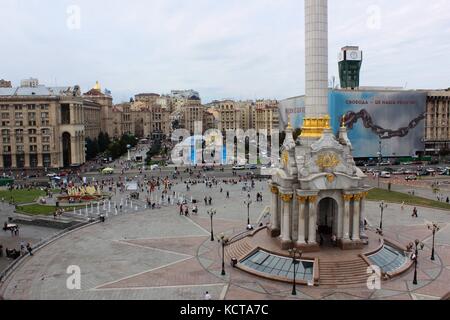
[41,112,49,119]
[3,146,11,153]
[28,112,36,120]
[41,129,50,135]
[42,136,50,143]
[14,105,22,110]
[16,136,24,143]
[43,145,50,152]
[15,121,23,126]
[28,129,37,135]
[1,105,9,110]
[15,129,23,136]
[41,104,49,110]
[17,145,24,153]
[27,104,36,110]
[29,137,37,143]
[1,121,9,126]
[30,145,37,152]
[41,120,50,126]
[1,113,9,119]
[2,137,10,144]
[2,129,9,136]
[28,121,36,126]
[15,112,23,119]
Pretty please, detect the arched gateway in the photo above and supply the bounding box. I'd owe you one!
[268,120,371,252]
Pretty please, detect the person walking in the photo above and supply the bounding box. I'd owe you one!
[401,202,405,211]
[204,291,212,300]
[226,191,230,199]
[208,197,212,206]
[26,243,33,256]
[412,207,418,218]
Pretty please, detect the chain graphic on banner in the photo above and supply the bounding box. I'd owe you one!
[343,110,426,139]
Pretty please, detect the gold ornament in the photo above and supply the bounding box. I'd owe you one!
[308,196,318,203]
[326,174,335,183]
[282,150,289,167]
[281,194,293,203]
[297,196,308,204]
[271,186,279,195]
[316,152,340,171]
[343,194,353,202]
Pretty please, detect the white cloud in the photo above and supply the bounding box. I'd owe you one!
[0,0,449,103]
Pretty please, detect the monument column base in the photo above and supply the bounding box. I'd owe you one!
[295,242,320,253]
[338,239,365,250]
[280,239,293,250]
[268,227,281,238]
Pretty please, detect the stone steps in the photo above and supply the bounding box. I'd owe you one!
[225,239,254,261]
[319,257,370,286]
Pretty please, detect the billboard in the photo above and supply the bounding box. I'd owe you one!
[279,90,427,158]
[329,90,427,158]
[278,96,305,130]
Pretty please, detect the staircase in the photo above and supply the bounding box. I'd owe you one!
[319,257,370,287]
[225,239,254,261]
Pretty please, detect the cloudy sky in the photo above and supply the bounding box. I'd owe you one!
[1,0,449,103]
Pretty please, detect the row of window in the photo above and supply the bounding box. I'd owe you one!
[0,104,50,111]
[2,145,51,153]
[2,154,51,168]
[2,129,52,136]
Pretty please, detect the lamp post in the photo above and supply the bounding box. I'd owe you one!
[219,233,229,276]
[379,201,387,231]
[244,199,252,229]
[207,208,216,242]
[428,223,440,261]
[410,239,425,285]
[288,248,302,296]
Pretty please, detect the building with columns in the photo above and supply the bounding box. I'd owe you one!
[425,89,450,153]
[268,0,370,251]
[0,80,85,169]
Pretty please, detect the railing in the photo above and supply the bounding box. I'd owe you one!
[0,219,99,288]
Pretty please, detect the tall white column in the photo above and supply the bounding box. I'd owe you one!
[305,0,329,118]
[352,194,361,241]
[270,186,280,232]
[308,196,318,244]
[280,193,293,243]
[343,194,352,240]
[297,196,307,245]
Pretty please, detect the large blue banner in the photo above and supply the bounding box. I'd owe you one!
[329,90,427,158]
[279,90,427,158]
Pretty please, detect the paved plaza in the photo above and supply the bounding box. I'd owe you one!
[1,179,450,300]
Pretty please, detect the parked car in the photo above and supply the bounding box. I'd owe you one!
[380,171,391,178]
[405,175,417,181]
[233,165,246,170]
[246,164,258,170]
[46,173,58,178]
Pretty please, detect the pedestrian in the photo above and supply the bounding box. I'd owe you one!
[26,243,33,256]
[412,207,418,218]
[204,291,212,300]
[179,204,184,216]
[401,202,405,211]
[204,197,207,206]
[208,197,212,206]
[0,244,3,257]
[226,191,230,199]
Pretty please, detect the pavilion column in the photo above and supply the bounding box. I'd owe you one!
[270,186,280,233]
[296,196,307,245]
[308,196,318,245]
[280,193,293,243]
[360,192,368,237]
[352,194,361,241]
[343,194,353,240]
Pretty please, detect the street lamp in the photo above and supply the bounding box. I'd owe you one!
[207,208,216,242]
[288,248,302,296]
[379,201,388,231]
[410,239,425,285]
[218,233,229,276]
[244,199,252,229]
[428,223,440,261]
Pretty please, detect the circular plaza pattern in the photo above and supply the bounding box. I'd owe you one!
[1,180,450,300]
